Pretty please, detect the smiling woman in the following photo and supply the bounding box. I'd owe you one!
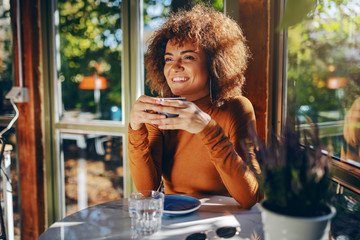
[128,4,262,209]
[144,4,250,106]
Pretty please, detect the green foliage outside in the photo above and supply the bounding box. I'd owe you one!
[142,0,223,34]
[58,0,122,120]
[286,0,360,154]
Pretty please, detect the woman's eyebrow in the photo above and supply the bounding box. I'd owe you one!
[164,50,199,55]
[180,50,198,55]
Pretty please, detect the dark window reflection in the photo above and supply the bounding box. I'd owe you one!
[342,97,360,164]
[331,183,360,239]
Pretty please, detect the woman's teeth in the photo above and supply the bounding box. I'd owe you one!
[173,77,188,82]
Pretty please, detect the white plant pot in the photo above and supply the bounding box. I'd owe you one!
[259,201,336,240]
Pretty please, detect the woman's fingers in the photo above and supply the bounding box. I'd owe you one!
[152,101,211,134]
[136,95,160,111]
[156,115,209,133]
[130,95,165,130]
[157,98,187,108]
[153,99,188,116]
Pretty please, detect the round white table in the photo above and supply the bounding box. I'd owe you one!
[38,196,264,240]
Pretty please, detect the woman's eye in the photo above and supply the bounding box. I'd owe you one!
[164,58,172,62]
[184,56,195,60]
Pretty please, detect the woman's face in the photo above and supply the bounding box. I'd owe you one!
[163,40,209,101]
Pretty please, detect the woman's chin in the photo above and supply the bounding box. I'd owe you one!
[169,89,184,96]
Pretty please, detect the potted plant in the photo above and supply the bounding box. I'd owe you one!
[250,118,336,240]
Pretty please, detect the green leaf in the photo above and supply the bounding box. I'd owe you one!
[278,0,317,30]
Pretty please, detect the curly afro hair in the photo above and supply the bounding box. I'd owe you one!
[145,4,250,106]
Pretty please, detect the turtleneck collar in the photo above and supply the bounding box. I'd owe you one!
[192,94,213,112]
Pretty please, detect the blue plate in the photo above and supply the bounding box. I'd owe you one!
[163,195,201,216]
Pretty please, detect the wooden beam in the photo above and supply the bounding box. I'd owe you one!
[238,0,270,143]
[11,0,45,238]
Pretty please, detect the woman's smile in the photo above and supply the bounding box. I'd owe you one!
[172,76,189,82]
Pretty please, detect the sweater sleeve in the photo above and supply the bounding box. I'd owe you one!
[197,97,261,209]
[128,123,163,191]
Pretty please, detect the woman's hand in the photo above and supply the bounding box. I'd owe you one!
[151,99,211,134]
[129,95,166,130]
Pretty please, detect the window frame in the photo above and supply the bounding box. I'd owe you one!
[41,0,137,224]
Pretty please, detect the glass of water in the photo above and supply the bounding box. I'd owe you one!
[128,190,164,238]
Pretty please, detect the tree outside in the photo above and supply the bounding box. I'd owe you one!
[287,0,360,156]
[57,0,123,121]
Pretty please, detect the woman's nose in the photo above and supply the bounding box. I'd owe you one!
[170,59,184,71]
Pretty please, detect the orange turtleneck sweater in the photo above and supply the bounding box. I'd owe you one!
[128,95,261,209]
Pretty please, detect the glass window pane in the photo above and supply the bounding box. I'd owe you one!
[286,0,360,165]
[56,0,123,122]
[141,0,224,96]
[0,0,13,116]
[60,133,124,216]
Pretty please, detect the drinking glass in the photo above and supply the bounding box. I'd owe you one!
[128,190,164,238]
